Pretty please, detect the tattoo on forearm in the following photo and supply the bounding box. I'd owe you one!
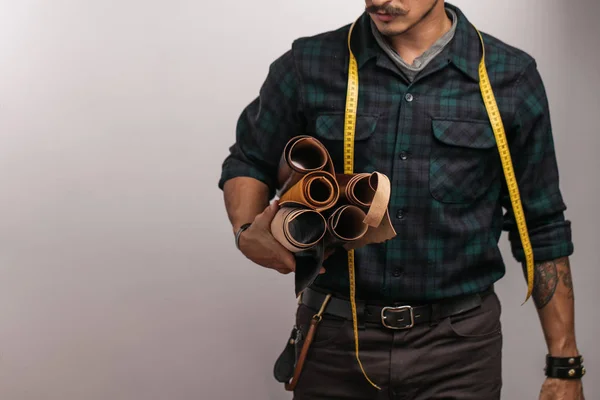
[532,257,574,309]
[532,260,558,309]
[558,258,574,300]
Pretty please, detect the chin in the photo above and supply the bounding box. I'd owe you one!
[372,20,411,37]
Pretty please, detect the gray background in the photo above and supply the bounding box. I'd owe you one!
[0,0,598,399]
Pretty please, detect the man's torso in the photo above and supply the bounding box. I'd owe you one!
[288,4,535,302]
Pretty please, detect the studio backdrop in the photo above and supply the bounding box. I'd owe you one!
[0,0,598,399]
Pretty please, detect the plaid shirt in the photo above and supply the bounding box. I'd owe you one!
[218,4,574,302]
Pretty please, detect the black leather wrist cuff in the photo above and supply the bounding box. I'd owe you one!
[545,355,586,379]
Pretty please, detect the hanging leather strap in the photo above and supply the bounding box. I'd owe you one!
[284,294,332,391]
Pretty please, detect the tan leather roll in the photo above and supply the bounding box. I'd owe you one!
[271,207,327,253]
[337,172,388,226]
[279,171,340,212]
[277,135,336,196]
[326,205,369,245]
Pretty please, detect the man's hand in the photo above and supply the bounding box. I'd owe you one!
[539,378,584,400]
[238,201,297,275]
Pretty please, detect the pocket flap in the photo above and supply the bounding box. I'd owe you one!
[432,119,496,149]
[315,113,378,141]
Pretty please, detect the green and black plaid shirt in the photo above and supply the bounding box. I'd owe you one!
[218,4,574,302]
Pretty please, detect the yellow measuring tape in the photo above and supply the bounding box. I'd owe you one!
[343,20,535,390]
[343,20,380,390]
[474,29,535,303]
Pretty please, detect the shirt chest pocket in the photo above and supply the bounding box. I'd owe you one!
[429,119,499,204]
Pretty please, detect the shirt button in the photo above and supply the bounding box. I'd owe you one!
[396,209,405,220]
[399,151,408,160]
[405,93,414,102]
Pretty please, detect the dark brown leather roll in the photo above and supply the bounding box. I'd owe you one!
[337,173,376,208]
[277,135,335,196]
[325,205,369,246]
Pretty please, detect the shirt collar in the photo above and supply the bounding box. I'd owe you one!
[351,3,482,82]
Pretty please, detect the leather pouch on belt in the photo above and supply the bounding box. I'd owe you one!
[273,326,301,383]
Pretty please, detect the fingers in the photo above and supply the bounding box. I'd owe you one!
[273,257,295,275]
[278,247,296,273]
[275,267,293,275]
[262,236,295,274]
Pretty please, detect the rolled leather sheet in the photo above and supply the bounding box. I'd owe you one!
[325,205,369,247]
[337,173,376,208]
[271,207,327,253]
[289,201,392,296]
[271,135,397,295]
[277,135,335,196]
[336,171,397,248]
[278,171,340,213]
[270,206,328,296]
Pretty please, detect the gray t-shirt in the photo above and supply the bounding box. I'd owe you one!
[371,8,458,82]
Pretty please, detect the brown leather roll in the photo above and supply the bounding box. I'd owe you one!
[279,171,340,213]
[277,135,335,196]
[271,207,327,253]
[336,172,397,249]
[325,205,369,246]
[337,173,375,208]
[272,135,397,293]
[337,172,388,225]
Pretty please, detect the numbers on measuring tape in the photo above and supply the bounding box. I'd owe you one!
[476,28,534,302]
[344,53,359,175]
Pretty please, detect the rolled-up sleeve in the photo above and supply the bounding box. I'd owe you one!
[218,48,304,199]
[502,60,574,263]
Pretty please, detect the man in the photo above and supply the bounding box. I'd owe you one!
[218,1,585,399]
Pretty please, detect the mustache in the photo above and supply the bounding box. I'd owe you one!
[365,4,408,16]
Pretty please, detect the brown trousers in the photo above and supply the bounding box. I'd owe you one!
[292,291,503,400]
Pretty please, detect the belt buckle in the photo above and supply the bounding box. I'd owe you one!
[381,305,415,330]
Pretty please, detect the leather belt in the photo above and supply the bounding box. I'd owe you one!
[300,286,494,330]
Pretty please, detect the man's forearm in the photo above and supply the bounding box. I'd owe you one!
[223,177,271,233]
[532,257,579,356]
